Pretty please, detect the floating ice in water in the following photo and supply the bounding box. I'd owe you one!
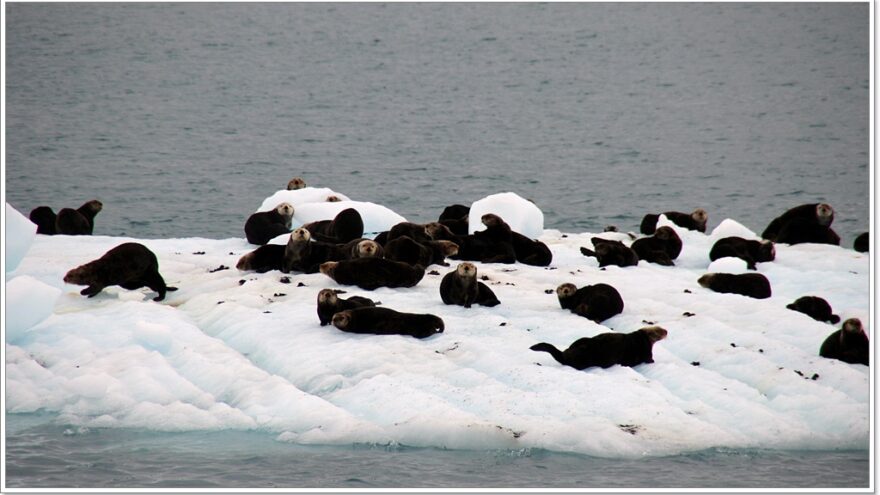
[5,203,37,273]
[3,200,870,458]
[290,200,407,236]
[5,275,62,343]
[256,187,352,213]
[469,192,545,239]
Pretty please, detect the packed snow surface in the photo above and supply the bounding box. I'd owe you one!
[4,195,870,458]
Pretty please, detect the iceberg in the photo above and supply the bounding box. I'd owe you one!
[3,193,870,458]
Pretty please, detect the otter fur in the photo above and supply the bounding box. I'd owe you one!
[281,228,348,274]
[63,242,177,301]
[302,208,364,243]
[556,282,624,323]
[853,232,869,253]
[709,237,775,270]
[29,206,58,235]
[819,318,868,365]
[580,238,639,268]
[438,204,470,236]
[761,203,837,245]
[697,273,771,299]
[640,209,707,235]
[331,307,444,339]
[786,296,840,324]
[237,244,286,273]
[316,288,379,326]
[55,199,103,235]
[530,326,668,370]
[631,226,682,266]
[320,258,425,290]
[439,262,500,308]
[511,231,553,266]
[245,203,294,245]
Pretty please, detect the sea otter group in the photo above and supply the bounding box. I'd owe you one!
[43,178,869,370]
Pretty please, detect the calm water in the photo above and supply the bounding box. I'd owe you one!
[5,3,869,244]
[4,413,870,489]
[4,2,871,489]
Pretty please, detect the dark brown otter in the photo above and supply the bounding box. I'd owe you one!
[709,237,775,270]
[640,209,707,235]
[697,273,771,299]
[244,203,294,245]
[55,199,103,235]
[63,242,177,301]
[331,307,444,339]
[320,258,425,290]
[316,288,379,326]
[530,326,668,370]
[819,318,868,365]
[556,282,624,323]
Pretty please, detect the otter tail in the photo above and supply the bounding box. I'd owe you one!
[530,342,566,366]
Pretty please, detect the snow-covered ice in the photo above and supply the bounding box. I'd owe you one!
[469,192,544,239]
[5,202,37,273]
[3,195,870,458]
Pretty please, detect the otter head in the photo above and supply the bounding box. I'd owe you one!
[697,273,715,288]
[456,262,477,279]
[287,177,306,190]
[356,240,380,258]
[655,226,677,241]
[425,222,453,240]
[481,213,503,228]
[325,195,342,202]
[236,252,255,271]
[63,265,90,285]
[842,318,864,335]
[603,225,619,233]
[319,261,338,276]
[317,288,338,305]
[289,228,311,243]
[816,203,834,226]
[641,326,668,342]
[437,240,459,257]
[759,240,776,262]
[556,283,577,299]
[331,310,352,330]
[83,199,103,214]
[275,202,295,218]
[692,208,708,229]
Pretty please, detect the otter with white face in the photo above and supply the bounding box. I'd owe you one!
[244,202,294,245]
[287,177,307,190]
[439,262,500,308]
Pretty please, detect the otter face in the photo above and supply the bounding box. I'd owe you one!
[842,318,864,334]
[357,240,379,258]
[456,262,476,278]
[697,274,714,288]
[438,240,459,256]
[325,195,342,202]
[604,225,619,233]
[236,252,254,271]
[692,208,708,225]
[331,311,351,329]
[276,202,295,218]
[317,288,338,305]
[319,261,338,276]
[556,283,577,298]
[816,203,834,226]
[759,241,776,262]
[84,199,103,214]
[287,177,306,190]
[63,266,88,285]
[641,326,668,342]
[481,213,502,227]
[290,228,310,242]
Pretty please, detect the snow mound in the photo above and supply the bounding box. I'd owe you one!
[5,203,37,273]
[469,192,544,239]
[256,187,351,213]
[291,200,407,236]
[5,275,62,343]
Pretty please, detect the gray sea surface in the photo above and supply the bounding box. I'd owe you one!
[3,2,872,490]
[5,2,870,244]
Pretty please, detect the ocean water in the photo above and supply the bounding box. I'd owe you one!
[5,3,869,243]
[3,2,871,490]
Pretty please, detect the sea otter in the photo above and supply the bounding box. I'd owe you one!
[245,203,294,245]
[63,242,177,301]
[819,318,868,365]
[320,258,425,290]
[640,209,707,235]
[631,226,682,266]
[331,307,444,339]
[786,296,840,324]
[55,199,103,235]
[580,238,639,268]
[439,262,500,308]
[316,288,379,326]
[556,282,624,323]
[709,237,775,270]
[530,326,668,370]
[697,273,771,299]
